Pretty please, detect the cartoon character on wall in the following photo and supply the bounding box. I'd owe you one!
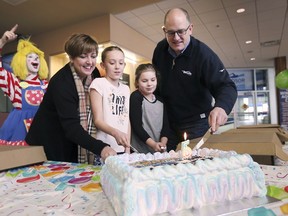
[0,24,49,145]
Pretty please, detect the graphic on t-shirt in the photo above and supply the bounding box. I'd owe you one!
[111,93,126,115]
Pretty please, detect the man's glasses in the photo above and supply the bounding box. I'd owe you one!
[163,25,190,37]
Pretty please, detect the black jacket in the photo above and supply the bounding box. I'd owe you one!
[152,36,237,126]
[25,63,108,163]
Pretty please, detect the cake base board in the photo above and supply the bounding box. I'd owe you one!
[157,196,279,216]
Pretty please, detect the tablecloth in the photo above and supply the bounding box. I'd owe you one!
[0,161,288,216]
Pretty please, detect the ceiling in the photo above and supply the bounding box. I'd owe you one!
[1,0,287,69]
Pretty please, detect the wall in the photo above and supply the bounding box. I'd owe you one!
[32,15,111,61]
[109,15,156,91]
[3,14,155,78]
[3,15,110,58]
[109,14,155,61]
[7,14,155,89]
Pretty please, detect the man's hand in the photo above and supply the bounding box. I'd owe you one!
[209,107,228,132]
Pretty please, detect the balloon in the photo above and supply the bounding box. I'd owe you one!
[276,69,288,89]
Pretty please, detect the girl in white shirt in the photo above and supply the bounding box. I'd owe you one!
[89,46,130,154]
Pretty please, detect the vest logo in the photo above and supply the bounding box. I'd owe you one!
[200,113,206,118]
[182,70,192,76]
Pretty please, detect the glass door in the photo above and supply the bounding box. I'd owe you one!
[234,91,256,127]
[228,68,273,127]
[256,92,270,124]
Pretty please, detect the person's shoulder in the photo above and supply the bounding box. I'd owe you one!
[191,36,214,52]
[153,39,169,60]
[155,94,164,103]
[48,64,73,87]
[121,82,130,93]
[50,64,71,79]
[90,77,105,90]
[130,89,144,100]
[92,76,105,84]
[157,38,167,45]
[155,38,168,49]
[131,89,142,97]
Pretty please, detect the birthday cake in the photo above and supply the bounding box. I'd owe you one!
[100,148,267,216]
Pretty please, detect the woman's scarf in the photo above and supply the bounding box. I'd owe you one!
[71,64,96,164]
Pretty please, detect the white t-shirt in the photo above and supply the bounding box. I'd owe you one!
[89,77,130,152]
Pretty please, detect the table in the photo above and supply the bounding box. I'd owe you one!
[0,161,288,215]
[0,161,115,215]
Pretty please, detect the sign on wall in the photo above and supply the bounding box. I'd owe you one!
[228,70,253,91]
[278,89,288,130]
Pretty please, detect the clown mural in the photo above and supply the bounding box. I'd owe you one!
[0,24,49,145]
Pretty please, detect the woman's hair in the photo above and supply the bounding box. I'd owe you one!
[101,46,124,62]
[64,33,99,59]
[10,39,49,80]
[134,63,158,88]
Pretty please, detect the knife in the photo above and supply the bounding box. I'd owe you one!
[130,145,139,153]
[192,127,212,151]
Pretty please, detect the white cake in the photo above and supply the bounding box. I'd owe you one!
[100,148,267,216]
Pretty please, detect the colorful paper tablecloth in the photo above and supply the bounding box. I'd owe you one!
[0,161,116,216]
[0,161,288,215]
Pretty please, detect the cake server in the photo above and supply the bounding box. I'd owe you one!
[192,127,212,150]
[130,145,139,153]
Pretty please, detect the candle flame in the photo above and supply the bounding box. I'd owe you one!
[184,132,187,141]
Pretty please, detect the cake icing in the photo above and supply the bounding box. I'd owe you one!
[100,148,267,216]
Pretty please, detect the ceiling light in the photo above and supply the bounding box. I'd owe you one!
[260,40,281,47]
[245,40,252,44]
[250,58,255,61]
[237,8,245,13]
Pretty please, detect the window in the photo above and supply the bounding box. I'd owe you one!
[227,68,275,127]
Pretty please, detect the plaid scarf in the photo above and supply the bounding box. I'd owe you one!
[71,64,96,164]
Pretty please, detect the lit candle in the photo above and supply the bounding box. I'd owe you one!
[181,132,191,158]
[181,132,190,149]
